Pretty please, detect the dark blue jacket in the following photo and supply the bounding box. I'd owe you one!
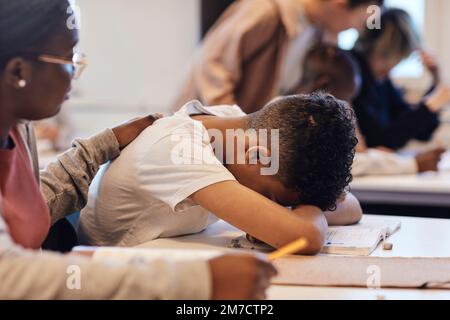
[351,50,439,150]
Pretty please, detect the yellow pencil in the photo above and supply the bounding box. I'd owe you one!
[268,238,309,261]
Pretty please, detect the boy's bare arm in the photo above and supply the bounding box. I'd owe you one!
[323,192,363,226]
[191,181,327,254]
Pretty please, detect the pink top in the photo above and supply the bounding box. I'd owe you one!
[0,126,50,249]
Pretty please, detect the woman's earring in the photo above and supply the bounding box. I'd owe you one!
[18,80,27,88]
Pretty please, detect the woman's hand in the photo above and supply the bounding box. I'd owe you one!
[209,255,277,300]
[111,113,163,150]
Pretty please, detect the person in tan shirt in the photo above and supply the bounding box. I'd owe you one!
[173,0,385,113]
[0,0,275,300]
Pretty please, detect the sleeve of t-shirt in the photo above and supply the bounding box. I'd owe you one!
[135,119,236,212]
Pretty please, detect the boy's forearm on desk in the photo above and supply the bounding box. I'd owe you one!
[192,181,327,254]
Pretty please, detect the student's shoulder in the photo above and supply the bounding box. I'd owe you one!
[138,115,203,138]
[156,115,208,138]
[110,116,201,167]
[126,116,209,163]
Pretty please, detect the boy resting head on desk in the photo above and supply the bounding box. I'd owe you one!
[79,93,361,253]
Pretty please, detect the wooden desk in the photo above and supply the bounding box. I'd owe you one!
[138,215,450,300]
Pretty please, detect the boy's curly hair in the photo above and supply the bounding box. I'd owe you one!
[249,92,357,211]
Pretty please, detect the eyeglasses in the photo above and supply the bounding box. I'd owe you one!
[37,52,88,79]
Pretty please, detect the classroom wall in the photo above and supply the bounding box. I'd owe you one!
[428,0,450,83]
[422,0,450,149]
[68,0,200,136]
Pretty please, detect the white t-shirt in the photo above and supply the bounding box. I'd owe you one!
[78,101,245,247]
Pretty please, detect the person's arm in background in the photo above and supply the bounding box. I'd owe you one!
[0,210,274,300]
[353,125,420,175]
[194,0,280,105]
[389,79,450,143]
[192,181,328,254]
[0,210,203,299]
[40,115,160,224]
[353,146,446,177]
[357,80,440,150]
[354,107,445,175]
[385,80,439,147]
[0,226,274,300]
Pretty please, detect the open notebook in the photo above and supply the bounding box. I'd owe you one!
[230,219,401,256]
[322,219,401,255]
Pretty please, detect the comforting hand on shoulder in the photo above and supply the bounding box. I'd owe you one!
[111,113,163,150]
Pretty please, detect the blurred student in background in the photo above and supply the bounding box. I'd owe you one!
[173,0,385,113]
[351,8,450,151]
[35,110,76,152]
[290,44,445,175]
